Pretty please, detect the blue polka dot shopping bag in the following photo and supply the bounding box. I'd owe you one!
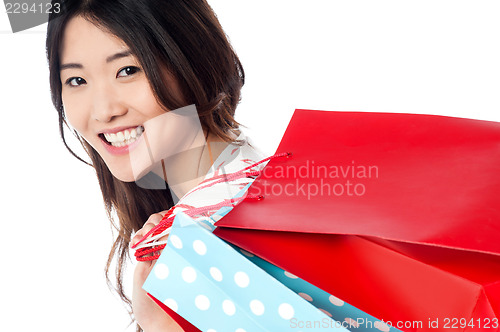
[143,212,392,331]
[215,110,500,332]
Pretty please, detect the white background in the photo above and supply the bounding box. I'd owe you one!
[1,1,499,331]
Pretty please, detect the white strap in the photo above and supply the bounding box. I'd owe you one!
[134,226,172,250]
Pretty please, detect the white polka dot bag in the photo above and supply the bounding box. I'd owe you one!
[143,211,357,332]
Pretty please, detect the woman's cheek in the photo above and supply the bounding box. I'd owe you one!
[125,84,158,114]
[62,94,92,143]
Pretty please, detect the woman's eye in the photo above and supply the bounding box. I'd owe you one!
[65,77,86,87]
[117,66,141,78]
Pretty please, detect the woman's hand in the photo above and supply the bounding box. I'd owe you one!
[131,211,168,248]
[131,212,184,332]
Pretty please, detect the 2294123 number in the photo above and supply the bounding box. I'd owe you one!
[5,2,61,14]
[443,318,499,329]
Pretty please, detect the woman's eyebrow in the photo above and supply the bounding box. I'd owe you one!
[106,50,133,63]
[60,50,133,71]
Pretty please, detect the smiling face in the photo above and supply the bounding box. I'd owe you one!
[59,16,186,182]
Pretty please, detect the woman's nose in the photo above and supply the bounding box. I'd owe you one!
[90,85,128,122]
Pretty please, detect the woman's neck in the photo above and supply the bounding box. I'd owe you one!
[150,130,232,202]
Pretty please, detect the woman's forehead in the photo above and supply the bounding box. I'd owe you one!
[60,15,130,64]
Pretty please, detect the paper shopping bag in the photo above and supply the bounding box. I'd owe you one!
[143,212,353,332]
[214,109,500,331]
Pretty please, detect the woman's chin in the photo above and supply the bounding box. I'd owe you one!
[110,168,168,190]
[103,157,153,183]
[113,172,139,183]
[108,167,144,183]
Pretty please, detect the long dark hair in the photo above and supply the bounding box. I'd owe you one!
[46,0,244,327]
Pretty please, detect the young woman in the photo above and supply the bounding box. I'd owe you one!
[46,0,266,330]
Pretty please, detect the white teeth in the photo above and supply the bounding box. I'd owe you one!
[104,133,115,142]
[103,126,144,147]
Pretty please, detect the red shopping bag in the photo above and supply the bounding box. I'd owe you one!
[214,110,500,331]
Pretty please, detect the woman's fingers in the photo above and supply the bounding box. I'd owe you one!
[130,211,167,247]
